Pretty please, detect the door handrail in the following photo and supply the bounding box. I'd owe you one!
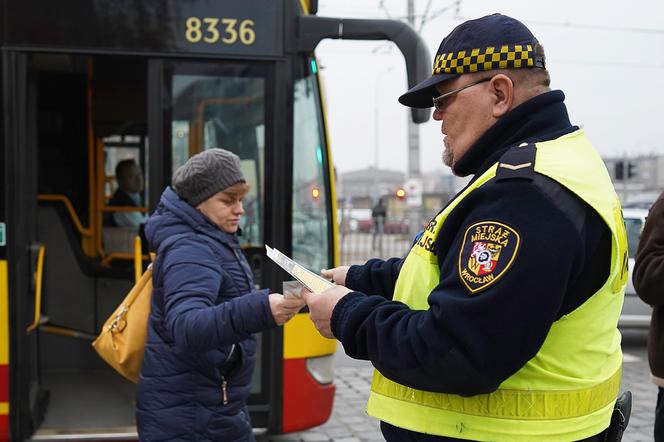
[100,206,148,213]
[134,236,143,283]
[26,244,46,334]
[101,253,149,267]
[37,194,92,238]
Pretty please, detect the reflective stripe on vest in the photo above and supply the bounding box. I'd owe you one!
[366,130,626,441]
[371,366,622,420]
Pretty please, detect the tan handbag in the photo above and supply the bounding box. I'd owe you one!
[92,264,153,383]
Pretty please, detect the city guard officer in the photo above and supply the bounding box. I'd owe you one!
[304,13,628,441]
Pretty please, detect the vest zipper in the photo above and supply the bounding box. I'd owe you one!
[221,376,229,405]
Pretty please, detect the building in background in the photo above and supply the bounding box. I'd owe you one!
[338,167,405,207]
[337,167,407,237]
[421,171,470,218]
[337,154,664,230]
[337,167,471,233]
[603,155,664,207]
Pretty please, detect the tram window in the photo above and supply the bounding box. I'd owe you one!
[170,71,265,247]
[104,145,141,198]
[172,121,189,174]
[292,61,330,272]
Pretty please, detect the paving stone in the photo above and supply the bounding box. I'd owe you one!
[348,423,377,434]
[359,434,384,442]
[299,432,331,442]
[339,416,365,424]
[275,340,654,441]
[335,406,357,416]
[325,427,353,438]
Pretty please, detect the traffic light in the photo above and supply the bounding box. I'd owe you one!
[627,161,638,179]
[615,161,638,180]
[615,161,624,180]
[395,187,406,200]
[311,186,321,201]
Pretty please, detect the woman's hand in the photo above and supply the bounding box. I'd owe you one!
[268,293,306,326]
[320,266,350,285]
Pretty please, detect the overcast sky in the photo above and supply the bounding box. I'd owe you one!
[314,0,664,175]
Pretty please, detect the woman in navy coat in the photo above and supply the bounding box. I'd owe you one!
[136,148,304,441]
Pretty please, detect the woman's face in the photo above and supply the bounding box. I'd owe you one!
[197,189,247,233]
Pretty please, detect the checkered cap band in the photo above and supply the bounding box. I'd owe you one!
[432,44,535,75]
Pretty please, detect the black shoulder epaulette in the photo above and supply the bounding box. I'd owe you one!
[495,143,537,182]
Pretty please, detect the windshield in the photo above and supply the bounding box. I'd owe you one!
[291,57,331,272]
[169,63,266,247]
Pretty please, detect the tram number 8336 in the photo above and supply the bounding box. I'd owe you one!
[185,17,256,45]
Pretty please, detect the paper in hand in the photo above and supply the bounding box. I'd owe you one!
[282,280,303,299]
[265,245,334,293]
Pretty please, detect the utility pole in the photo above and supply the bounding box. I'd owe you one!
[623,152,629,205]
[406,0,423,234]
[406,0,420,181]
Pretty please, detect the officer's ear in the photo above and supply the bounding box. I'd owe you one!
[489,74,514,118]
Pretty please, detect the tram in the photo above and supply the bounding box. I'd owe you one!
[0,0,430,439]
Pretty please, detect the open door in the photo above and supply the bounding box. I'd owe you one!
[4,52,152,440]
[148,57,280,429]
[4,50,47,442]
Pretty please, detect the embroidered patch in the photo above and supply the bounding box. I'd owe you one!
[458,221,521,294]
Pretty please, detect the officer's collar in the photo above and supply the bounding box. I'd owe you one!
[452,90,575,177]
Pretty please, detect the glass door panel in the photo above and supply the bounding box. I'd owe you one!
[169,65,266,247]
[165,61,269,401]
[292,58,331,271]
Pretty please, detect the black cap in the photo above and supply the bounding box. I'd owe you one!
[399,13,545,109]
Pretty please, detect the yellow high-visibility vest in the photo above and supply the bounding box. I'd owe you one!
[366,129,627,441]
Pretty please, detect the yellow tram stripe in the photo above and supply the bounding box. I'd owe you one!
[283,313,336,359]
[0,261,8,365]
[0,402,7,414]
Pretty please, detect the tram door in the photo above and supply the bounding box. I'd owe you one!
[4,51,45,442]
[9,52,284,439]
[7,49,330,438]
[8,52,151,439]
[149,59,280,428]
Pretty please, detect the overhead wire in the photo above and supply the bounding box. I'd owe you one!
[518,19,664,35]
[423,3,664,69]
[552,59,664,69]
[417,0,434,33]
[326,2,664,68]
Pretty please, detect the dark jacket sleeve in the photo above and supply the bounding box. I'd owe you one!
[345,257,404,298]
[159,238,275,351]
[633,194,664,305]
[331,180,585,396]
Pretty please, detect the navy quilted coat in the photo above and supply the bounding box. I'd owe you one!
[137,187,276,442]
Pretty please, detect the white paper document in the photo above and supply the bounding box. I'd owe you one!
[265,245,335,293]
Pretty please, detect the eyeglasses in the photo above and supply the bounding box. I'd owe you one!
[432,77,492,111]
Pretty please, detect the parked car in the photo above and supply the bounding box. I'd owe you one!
[357,218,410,234]
[620,207,652,329]
[337,208,371,233]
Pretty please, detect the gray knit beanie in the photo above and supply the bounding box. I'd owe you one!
[172,148,246,207]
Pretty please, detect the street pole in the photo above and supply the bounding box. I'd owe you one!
[374,87,379,170]
[406,0,423,234]
[406,0,420,180]
[623,152,628,205]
